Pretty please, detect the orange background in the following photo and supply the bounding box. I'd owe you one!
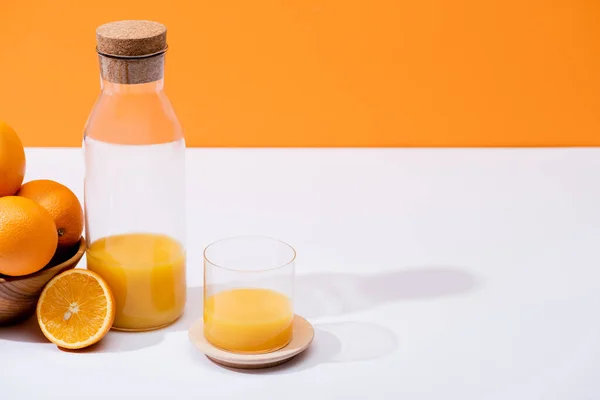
[1,0,599,147]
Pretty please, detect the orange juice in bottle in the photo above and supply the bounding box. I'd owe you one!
[83,20,186,331]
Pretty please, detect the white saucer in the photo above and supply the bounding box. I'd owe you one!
[188,314,314,369]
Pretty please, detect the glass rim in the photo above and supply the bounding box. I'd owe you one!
[203,235,297,273]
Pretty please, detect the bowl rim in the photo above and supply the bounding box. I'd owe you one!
[0,236,86,283]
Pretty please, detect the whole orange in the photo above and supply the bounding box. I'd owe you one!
[17,180,84,248]
[0,121,26,197]
[0,196,58,277]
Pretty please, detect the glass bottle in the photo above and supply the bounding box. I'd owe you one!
[83,20,186,331]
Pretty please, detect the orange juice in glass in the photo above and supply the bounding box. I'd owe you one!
[203,236,295,354]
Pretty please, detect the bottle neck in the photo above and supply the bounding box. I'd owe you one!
[101,78,165,95]
[98,53,165,87]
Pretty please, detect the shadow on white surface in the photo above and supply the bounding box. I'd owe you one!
[0,315,48,343]
[295,266,478,319]
[90,330,164,352]
[318,321,399,363]
[207,321,398,375]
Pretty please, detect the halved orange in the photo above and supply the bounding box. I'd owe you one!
[36,269,116,349]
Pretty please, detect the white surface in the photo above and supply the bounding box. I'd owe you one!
[1,148,599,400]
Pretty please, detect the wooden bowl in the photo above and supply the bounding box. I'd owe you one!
[0,237,86,326]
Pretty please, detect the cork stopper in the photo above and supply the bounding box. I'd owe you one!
[97,20,167,57]
[96,20,168,84]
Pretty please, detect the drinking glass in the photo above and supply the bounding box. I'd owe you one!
[203,236,296,354]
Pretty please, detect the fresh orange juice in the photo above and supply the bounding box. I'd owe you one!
[86,233,186,331]
[204,288,293,354]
